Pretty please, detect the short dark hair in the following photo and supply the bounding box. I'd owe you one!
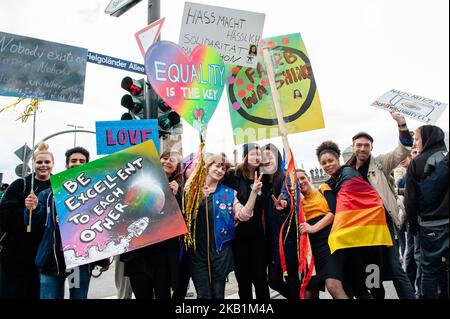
[316,141,341,161]
[65,147,90,165]
[352,132,374,143]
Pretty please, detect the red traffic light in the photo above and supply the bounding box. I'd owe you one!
[121,77,143,96]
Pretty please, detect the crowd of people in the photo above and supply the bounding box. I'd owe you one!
[0,111,448,299]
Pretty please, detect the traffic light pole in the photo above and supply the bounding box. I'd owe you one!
[145,0,160,120]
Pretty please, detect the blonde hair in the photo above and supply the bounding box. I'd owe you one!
[205,153,231,177]
[33,143,54,161]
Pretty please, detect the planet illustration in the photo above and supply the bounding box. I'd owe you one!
[123,182,165,215]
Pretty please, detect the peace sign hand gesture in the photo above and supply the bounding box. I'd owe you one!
[271,194,287,211]
[251,171,263,195]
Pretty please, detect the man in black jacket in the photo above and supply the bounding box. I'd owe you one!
[405,125,449,299]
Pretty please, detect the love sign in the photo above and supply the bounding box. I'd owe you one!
[95,120,159,155]
[145,41,225,133]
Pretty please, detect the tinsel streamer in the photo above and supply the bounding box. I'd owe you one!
[0,98,41,123]
[0,98,25,113]
[183,141,207,251]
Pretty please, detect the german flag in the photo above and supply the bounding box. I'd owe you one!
[326,176,393,254]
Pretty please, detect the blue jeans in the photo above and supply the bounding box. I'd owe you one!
[40,265,91,299]
[419,223,449,299]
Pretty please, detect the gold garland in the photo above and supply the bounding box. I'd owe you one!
[0,98,42,123]
[183,142,207,251]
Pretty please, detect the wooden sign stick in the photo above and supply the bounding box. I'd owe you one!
[262,48,293,168]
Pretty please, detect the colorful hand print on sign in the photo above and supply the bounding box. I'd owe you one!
[145,41,225,133]
[226,33,325,145]
[50,140,187,269]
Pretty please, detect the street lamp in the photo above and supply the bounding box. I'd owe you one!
[67,124,84,147]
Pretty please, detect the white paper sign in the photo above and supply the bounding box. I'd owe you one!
[135,17,165,57]
[178,2,265,68]
[372,89,448,124]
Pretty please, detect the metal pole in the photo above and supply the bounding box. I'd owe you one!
[145,0,160,120]
[22,142,28,177]
[67,124,84,147]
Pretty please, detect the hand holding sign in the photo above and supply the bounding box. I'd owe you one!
[145,41,225,133]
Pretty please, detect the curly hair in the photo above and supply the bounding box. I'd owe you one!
[316,141,341,161]
[65,147,90,165]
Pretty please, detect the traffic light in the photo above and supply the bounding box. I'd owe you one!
[120,77,147,119]
[157,99,181,137]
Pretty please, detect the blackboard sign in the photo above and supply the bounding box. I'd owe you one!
[0,32,88,104]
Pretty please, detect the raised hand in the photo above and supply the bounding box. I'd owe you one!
[390,110,407,125]
[25,193,38,210]
[271,194,287,211]
[251,171,263,195]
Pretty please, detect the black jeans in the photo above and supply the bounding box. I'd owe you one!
[128,269,171,299]
[233,236,270,299]
[172,252,191,299]
[267,260,300,299]
[190,263,226,299]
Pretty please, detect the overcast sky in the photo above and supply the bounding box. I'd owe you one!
[0,0,448,184]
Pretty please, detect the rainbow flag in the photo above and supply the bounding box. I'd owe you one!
[326,176,393,254]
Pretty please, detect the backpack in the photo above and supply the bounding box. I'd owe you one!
[418,151,449,211]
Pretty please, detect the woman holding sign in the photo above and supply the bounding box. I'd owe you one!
[123,151,183,299]
[0,143,54,299]
[189,153,261,299]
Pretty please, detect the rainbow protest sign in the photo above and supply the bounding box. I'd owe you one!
[50,140,187,269]
[226,33,325,144]
[145,41,225,133]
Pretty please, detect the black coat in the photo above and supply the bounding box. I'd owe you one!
[405,126,449,232]
[0,174,50,273]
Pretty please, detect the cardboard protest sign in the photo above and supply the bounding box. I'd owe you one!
[95,120,159,155]
[179,2,265,68]
[372,89,448,124]
[0,31,87,104]
[50,140,187,269]
[226,33,324,144]
[135,17,165,57]
[145,41,225,133]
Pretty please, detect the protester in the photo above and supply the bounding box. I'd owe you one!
[262,144,300,299]
[189,153,261,299]
[346,111,416,299]
[0,143,54,299]
[402,147,423,297]
[223,143,270,299]
[297,169,334,299]
[395,153,411,265]
[122,151,183,299]
[317,141,393,299]
[24,147,109,299]
[405,125,449,299]
[172,154,196,299]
